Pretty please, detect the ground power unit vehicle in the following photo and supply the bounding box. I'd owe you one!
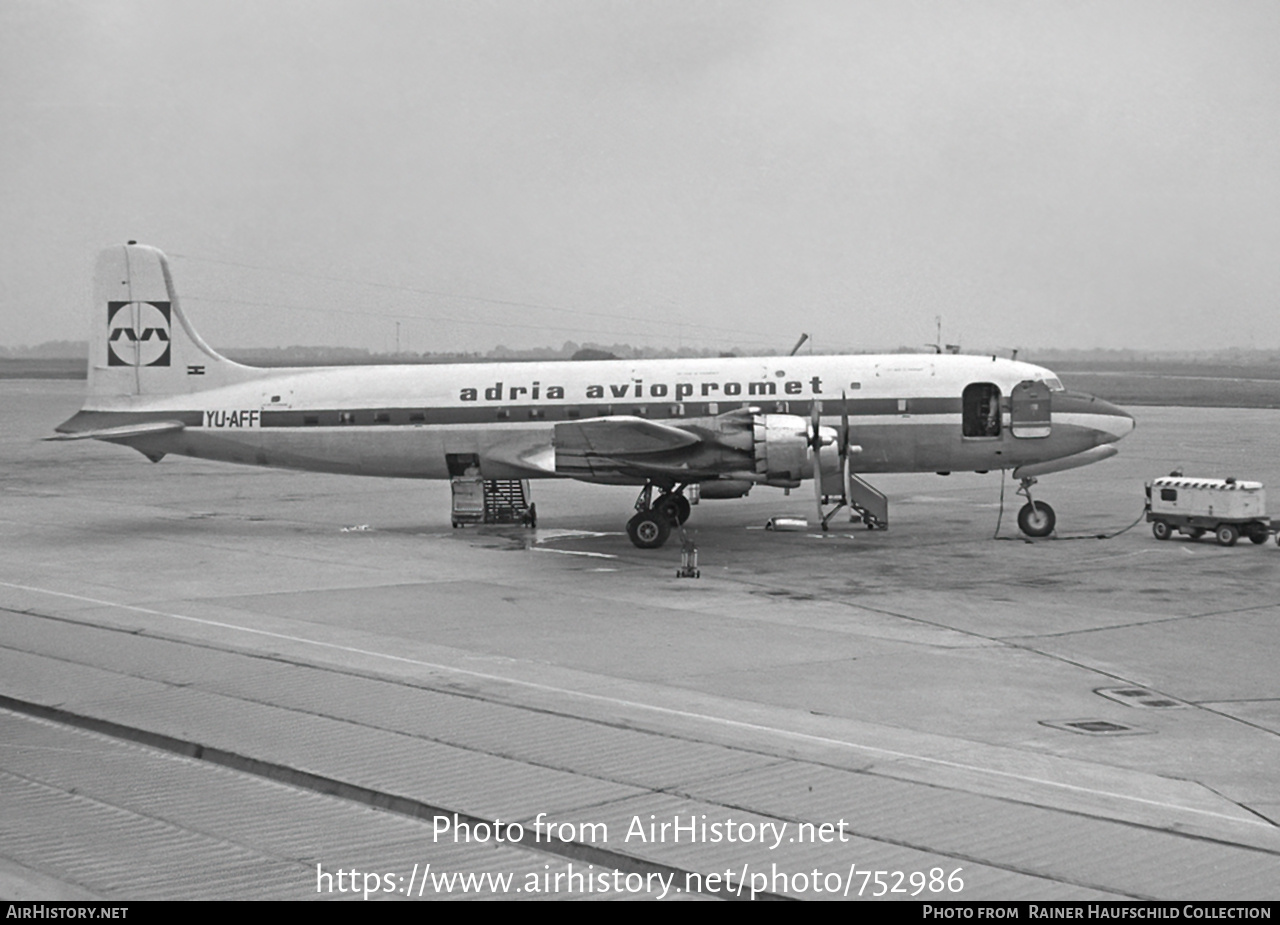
[1145,476,1274,546]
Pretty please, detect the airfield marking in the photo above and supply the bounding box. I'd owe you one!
[533,530,619,540]
[530,548,618,559]
[1,577,1272,832]
[1073,549,1160,565]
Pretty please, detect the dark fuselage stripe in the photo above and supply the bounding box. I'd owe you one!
[261,397,961,427]
[63,393,1110,433]
[66,397,957,432]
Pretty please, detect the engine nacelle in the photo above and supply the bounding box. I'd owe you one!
[752,414,818,482]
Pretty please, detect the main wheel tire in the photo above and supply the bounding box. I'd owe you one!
[1017,501,1056,538]
[1215,524,1239,547]
[1152,521,1172,541]
[653,494,691,526]
[627,512,671,549]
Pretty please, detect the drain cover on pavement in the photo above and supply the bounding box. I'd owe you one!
[1040,718,1150,736]
[1096,687,1188,709]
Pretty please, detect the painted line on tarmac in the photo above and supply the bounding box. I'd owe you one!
[531,548,618,559]
[0,578,1270,832]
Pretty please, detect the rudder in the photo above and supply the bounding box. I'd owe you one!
[89,242,257,400]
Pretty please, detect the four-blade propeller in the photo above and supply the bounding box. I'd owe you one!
[808,392,855,531]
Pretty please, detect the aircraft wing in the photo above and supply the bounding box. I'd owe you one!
[554,415,709,481]
[45,420,187,442]
[557,416,701,456]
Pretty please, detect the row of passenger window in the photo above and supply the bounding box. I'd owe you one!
[296,401,791,426]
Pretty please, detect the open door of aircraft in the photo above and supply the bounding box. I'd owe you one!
[1011,380,1053,439]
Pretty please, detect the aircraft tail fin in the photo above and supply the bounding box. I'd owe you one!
[87,242,261,401]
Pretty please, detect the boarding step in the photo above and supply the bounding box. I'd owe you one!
[483,479,531,521]
[848,473,888,529]
[451,477,536,528]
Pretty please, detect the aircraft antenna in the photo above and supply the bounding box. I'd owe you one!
[789,333,809,356]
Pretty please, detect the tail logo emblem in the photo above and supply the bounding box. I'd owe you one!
[107,301,171,367]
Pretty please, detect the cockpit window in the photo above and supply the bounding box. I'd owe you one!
[1043,377,1064,392]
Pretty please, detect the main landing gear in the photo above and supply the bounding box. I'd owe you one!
[626,482,690,549]
[1015,475,1056,538]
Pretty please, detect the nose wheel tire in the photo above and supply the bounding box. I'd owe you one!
[627,511,671,549]
[1017,500,1056,538]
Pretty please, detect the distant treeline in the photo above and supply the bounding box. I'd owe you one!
[6,341,1280,409]
[0,358,85,379]
[6,340,1280,366]
[1030,348,1280,368]
[0,341,88,359]
[0,340,739,365]
[223,342,743,365]
[1057,370,1280,409]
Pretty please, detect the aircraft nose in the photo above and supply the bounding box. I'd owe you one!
[1058,391,1135,442]
[1092,397,1135,441]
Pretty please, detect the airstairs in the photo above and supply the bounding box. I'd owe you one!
[848,473,888,529]
[450,478,536,528]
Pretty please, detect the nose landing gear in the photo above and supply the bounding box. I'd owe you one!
[1016,476,1056,538]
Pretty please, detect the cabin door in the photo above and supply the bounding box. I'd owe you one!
[1010,380,1051,438]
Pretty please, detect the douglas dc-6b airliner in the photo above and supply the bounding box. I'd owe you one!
[52,243,1135,548]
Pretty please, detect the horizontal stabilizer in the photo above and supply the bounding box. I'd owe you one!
[45,420,186,442]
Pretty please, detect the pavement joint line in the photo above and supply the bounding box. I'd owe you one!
[667,787,1145,901]
[0,703,1153,900]
[1192,781,1278,828]
[0,613,805,774]
[0,702,786,902]
[2,578,1276,834]
[10,625,1277,864]
[1199,698,1280,704]
[997,640,1280,744]
[805,583,1280,746]
[1013,602,1280,639]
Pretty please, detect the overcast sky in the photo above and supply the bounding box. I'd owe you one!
[3,0,1278,354]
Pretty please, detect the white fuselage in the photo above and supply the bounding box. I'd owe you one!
[68,353,1135,483]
